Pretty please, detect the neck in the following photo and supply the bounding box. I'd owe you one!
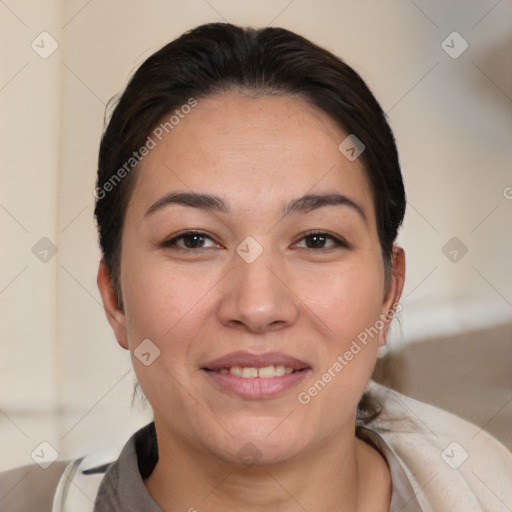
[144,418,391,512]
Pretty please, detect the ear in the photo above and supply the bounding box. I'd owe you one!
[97,258,129,350]
[378,245,405,346]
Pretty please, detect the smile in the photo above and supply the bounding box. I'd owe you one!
[216,365,295,378]
[202,366,311,399]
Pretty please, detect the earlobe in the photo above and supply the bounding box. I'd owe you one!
[97,258,129,350]
[379,245,406,345]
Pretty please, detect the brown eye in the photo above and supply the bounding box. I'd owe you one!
[161,231,219,250]
[294,231,348,250]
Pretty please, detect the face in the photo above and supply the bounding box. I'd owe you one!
[98,91,405,466]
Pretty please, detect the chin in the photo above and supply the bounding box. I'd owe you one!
[224,438,301,468]
[216,421,305,466]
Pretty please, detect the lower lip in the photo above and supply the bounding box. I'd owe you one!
[203,369,311,399]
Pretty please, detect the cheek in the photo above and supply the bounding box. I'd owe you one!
[295,259,384,405]
[120,263,205,415]
[300,256,384,341]
[123,259,207,339]
[121,256,221,387]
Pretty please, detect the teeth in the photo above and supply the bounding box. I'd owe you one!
[220,365,295,378]
[259,365,280,378]
[242,367,259,378]
[229,366,243,377]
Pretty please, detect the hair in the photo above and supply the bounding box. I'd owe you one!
[94,22,406,423]
[95,22,406,306]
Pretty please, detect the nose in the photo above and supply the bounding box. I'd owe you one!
[217,247,300,334]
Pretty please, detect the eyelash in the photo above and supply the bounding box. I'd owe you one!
[160,230,348,252]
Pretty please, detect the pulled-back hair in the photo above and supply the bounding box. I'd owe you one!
[94,22,405,308]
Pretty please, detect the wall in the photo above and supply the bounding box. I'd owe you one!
[1,0,511,470]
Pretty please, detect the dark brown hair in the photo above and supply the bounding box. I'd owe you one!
[94,22,406,309]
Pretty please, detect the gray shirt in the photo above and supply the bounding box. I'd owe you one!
[94,422,423,511]
[0,422,423,511]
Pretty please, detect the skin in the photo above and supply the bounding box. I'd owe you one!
[97,91,405,512]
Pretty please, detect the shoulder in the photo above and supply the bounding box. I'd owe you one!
[0,424,154,512]
[0,460,70,512]
[365,380,512,512]
[0,452,118,512]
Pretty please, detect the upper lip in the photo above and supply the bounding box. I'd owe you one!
[201,351,311,371]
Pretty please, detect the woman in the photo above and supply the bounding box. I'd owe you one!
[1,22,511,512]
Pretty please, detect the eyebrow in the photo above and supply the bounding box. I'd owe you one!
[144,191,367,224]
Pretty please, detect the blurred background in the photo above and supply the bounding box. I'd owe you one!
[1,0,511,470]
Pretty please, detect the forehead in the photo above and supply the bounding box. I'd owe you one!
[127,92,375,221]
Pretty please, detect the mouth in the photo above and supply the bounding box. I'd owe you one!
[201,351,311,399]
[203,364,303,378]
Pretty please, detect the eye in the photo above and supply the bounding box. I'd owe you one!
[293,231,348,250]
[160,230,348,252]
[161,230,221,250]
